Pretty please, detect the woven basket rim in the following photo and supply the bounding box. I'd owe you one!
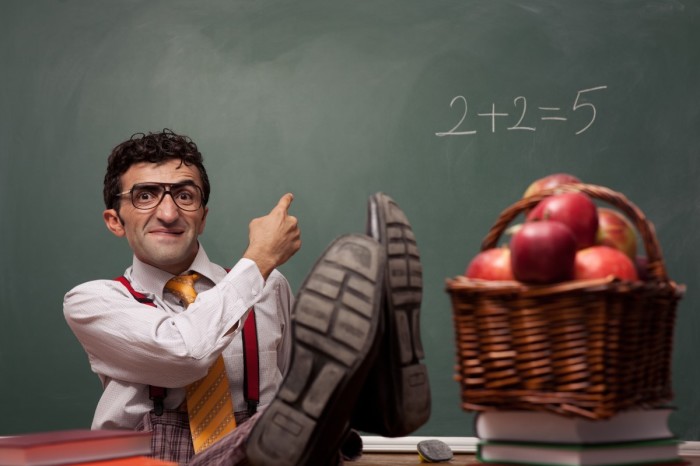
[446,274,685,298]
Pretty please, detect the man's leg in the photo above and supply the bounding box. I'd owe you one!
[246,234,386,466]
[353,192,431,437]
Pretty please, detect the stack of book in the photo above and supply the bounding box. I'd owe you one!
[474,407,685,465]
[0,429,174,466]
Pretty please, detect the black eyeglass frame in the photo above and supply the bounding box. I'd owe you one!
[116,181,205,211]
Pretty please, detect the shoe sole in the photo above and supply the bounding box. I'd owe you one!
[365,192,431,436]
[247,234,385,466]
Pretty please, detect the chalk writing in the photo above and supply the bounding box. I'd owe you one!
[435,86,607,136]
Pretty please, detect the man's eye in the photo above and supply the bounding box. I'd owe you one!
[135,190,157,201]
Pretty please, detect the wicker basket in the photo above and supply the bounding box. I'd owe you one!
[446,184,685,420]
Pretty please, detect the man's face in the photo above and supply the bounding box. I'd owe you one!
[103,159,209,275]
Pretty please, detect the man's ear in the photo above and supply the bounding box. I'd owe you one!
[103,209,126,237]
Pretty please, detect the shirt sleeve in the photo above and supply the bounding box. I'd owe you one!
[272,270,294,377]
[63,259,264,388]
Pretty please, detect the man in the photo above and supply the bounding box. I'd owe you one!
[64,129,301,462]
[66,129,430,465]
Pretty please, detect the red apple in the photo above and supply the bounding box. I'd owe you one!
[574,246,638,281]
[526,192,598,249]
[465,248,514,280]
[510,221,577,284]
[523,173,581,198]
[596,208,637,259]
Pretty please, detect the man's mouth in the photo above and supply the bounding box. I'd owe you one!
[149,228,184,237]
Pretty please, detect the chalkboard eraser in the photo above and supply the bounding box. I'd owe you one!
[417,439,453,463]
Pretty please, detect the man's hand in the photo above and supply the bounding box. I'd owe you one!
[243,193,302,279]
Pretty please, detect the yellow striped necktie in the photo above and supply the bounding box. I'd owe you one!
[164,273,237,453]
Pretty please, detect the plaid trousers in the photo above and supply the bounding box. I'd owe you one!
[136,409,262,466]
[136,406,355,466]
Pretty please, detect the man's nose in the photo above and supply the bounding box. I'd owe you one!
[155,192,181,220]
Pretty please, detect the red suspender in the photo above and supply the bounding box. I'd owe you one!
[114,277,164,414]
[115,276,156,307]
[242,310,260,413]
[115,272,260,416]
[225,267,260,415]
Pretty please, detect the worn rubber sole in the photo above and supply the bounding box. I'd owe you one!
[355,192,431,437]
[247,234,385,466]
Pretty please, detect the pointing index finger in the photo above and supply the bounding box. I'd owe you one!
[274,193,294,214]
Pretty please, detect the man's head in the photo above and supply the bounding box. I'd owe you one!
[102,129,211,275]
[103,129,210,211]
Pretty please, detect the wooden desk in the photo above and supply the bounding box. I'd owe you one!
[353,453,475,465]
[352,453,700,465]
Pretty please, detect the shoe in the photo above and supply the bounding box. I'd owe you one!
[247,234,386,466]
[352,192,431,437]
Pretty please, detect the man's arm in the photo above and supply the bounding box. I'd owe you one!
[63,259,262,388]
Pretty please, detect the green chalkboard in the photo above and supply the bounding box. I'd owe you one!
[2,0,700,440]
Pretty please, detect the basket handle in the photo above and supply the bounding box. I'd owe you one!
[480,183,668,282]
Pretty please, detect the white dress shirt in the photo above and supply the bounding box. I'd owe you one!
[63,246,293,430]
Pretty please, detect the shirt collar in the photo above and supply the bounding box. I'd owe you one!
[128,245,226,299]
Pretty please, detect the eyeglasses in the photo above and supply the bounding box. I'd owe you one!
[117,182,204,211]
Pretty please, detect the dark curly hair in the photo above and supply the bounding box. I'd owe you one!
[103,129,211,211]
